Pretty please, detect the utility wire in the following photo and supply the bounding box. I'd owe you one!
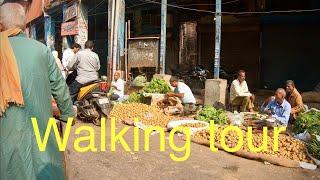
[126,0,239,9]
[88,0,106,13]
[141,0,320,15]
[178,0,240,7]
[31,0,320,31]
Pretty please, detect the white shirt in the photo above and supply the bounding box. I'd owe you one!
[67,49,100,84]
[174,82,196,104]
[230,79,252,102]
[111,79,125,98]
[62,48,75,68]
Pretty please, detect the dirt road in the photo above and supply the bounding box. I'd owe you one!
[65,121,320,180]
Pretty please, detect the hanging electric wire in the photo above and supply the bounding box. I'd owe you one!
[141,0,320,15]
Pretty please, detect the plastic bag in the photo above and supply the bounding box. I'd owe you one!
[228,111,244,126]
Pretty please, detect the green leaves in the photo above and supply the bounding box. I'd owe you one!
[293,110,320,135]
[196,106,228,125]
[144,78,171,94]
[125,92,145,103]
[307,139,320,159]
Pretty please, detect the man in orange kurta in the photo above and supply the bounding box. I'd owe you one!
[285,80,304,120]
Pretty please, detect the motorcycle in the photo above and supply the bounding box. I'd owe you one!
[52,80,112,126]
[173,65,210,89]
[74,80,113,126]
[210,63,235,88]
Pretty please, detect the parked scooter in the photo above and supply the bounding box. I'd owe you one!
[52,79,112,126]
[74,80,112,126]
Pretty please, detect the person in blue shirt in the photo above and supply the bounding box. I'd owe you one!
[264,88,291,125]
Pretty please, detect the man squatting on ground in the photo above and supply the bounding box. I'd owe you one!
[167,76,197,115]
[230,70,255,112]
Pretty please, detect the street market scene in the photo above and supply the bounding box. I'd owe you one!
[0,0,320,180]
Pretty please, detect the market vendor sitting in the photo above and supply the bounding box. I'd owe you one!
[230,70,255,112]
[264,88,291,126]
[110,71,125,101]
[167,76,197,115]
[285,80,304,120]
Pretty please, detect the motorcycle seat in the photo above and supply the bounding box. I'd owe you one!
[82,80,102,87]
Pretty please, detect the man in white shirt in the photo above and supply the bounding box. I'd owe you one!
[230,70,255,112]
[62,43,81,69]
[167,76,196,114]
[110,71,125,100]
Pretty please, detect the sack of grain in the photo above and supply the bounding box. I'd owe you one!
[301,92,320,103]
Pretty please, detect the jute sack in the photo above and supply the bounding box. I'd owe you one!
[301,92,320,103]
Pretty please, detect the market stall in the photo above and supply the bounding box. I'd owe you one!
[109,75,320,170]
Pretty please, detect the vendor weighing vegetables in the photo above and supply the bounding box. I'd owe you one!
[167,76,197,115]
[264,88,291,126]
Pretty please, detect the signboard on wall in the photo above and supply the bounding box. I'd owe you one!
[61,21,78,36]
[63,3,78,21]
[128,38,159,71]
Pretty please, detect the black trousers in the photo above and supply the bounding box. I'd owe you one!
[68,80,83,103]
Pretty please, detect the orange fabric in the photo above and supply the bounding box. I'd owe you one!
[26,0,48,23]
[286,88,304,119]
[0,28,24,116]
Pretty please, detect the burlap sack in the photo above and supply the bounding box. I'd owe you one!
[301,92,320,103]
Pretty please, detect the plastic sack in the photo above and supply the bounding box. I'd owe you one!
[294,131,312,142]
[228,112,244,126]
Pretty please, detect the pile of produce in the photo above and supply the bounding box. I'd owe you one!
[307,139,320,160]
[132,75,147,87]
[293,109,320,135]
[193,127,313,163]
[125,92,145,103]
[144,78,171,94]
[196,106,228,125]
[110,103,173,127]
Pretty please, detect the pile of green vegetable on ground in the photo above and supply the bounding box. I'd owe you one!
[293,109,320,135]
[143,78,171,94]
[132,75,147,87]
[124,92,145,103]
[196,105,228,125]
[307,138,320,160]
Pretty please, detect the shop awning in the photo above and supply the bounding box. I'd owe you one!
[26,0,49,23]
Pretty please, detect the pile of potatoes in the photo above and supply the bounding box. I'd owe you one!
[110,103,174,127]
[193,127,313,163]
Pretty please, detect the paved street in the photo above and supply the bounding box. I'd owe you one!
[65,121,320,180]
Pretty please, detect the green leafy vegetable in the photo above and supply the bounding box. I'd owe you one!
[196,105,228,125]
[125,92,145,103]
[293,110,320,135]
[307,139,320,160]
[144,78,171,94]
[132,75,147,87]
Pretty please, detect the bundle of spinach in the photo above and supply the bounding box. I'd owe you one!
[144,78,171,94]
[293,110,320,135]
[307,139,320,160]
[196,106,228,125]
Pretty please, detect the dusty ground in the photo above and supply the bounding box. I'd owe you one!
[65,120,320,180]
